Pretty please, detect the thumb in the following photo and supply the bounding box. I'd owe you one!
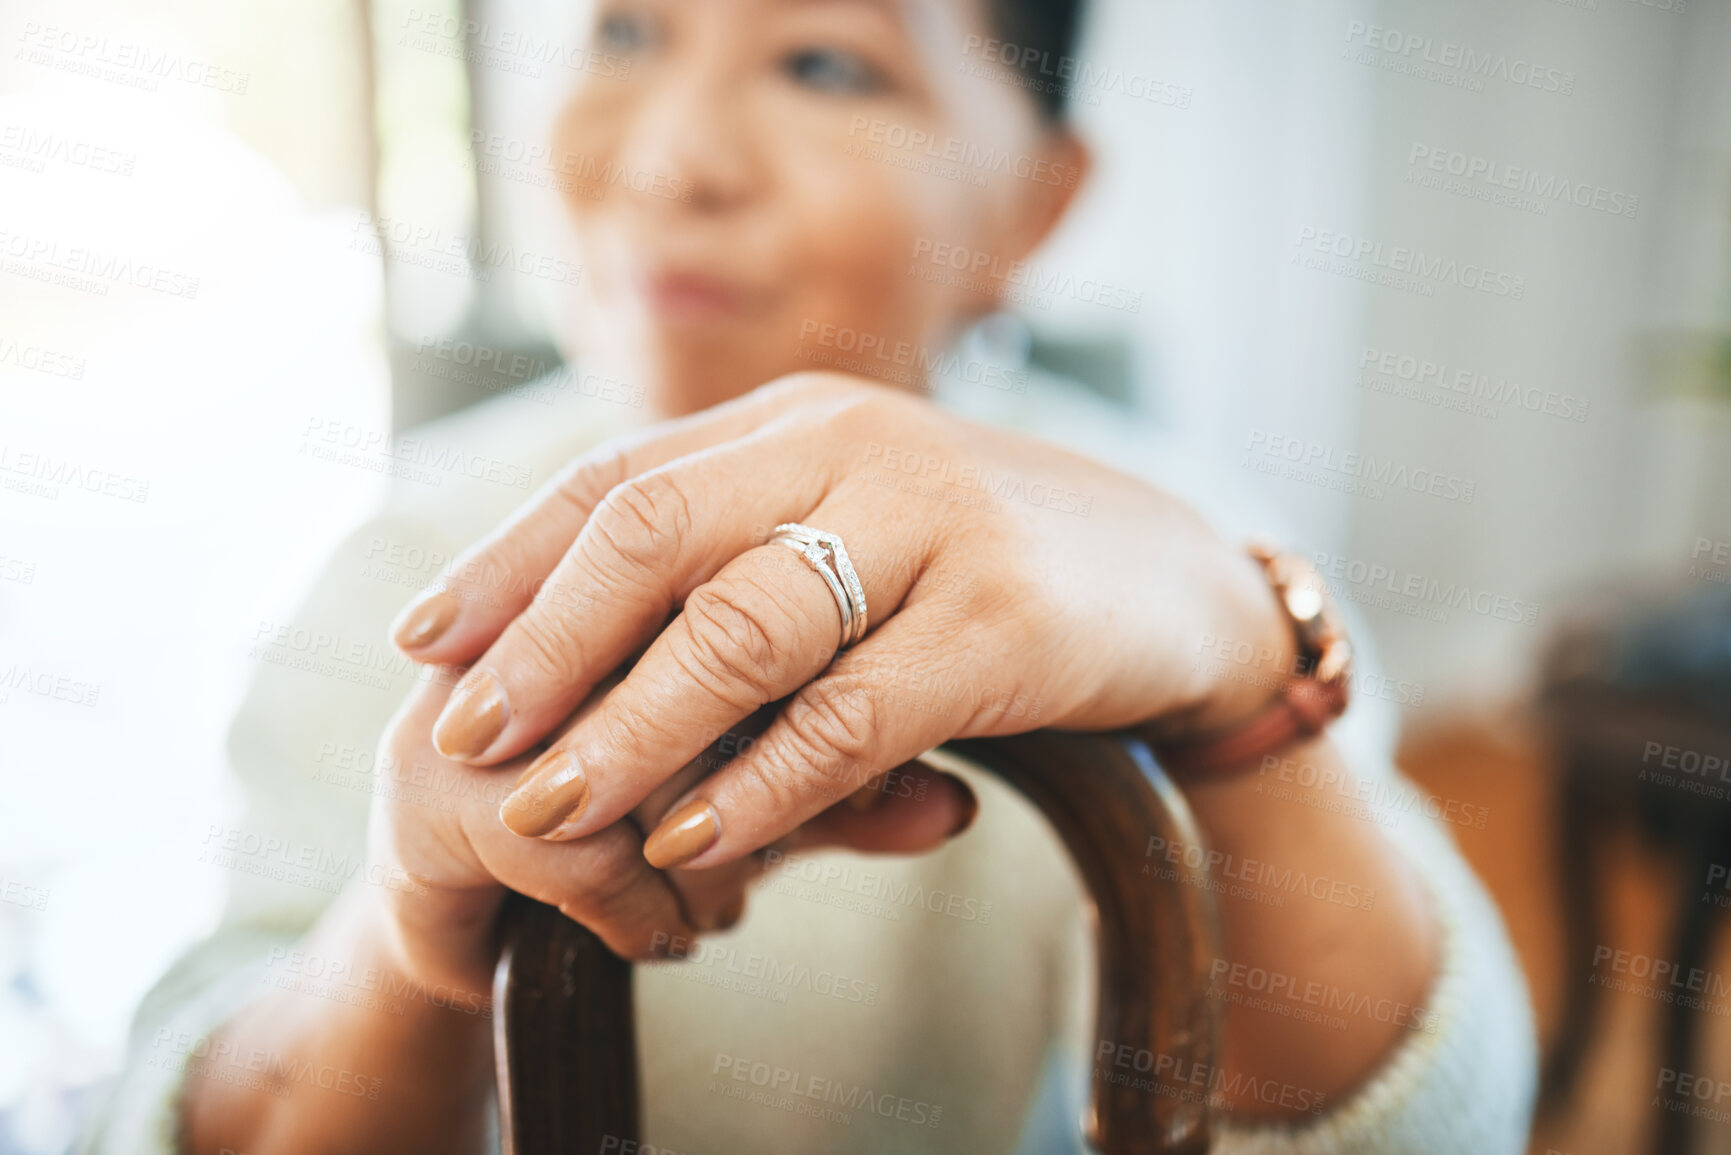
[791,760,978,856]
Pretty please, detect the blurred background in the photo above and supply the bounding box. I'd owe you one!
[2,0,1729,1151]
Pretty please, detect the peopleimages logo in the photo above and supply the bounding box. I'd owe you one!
[1357,346,1589,423]
[1311,549,1540,628]
[1243,429,1476,505]
[467,132,692,202]
[0,335,86,380]
[349,213,583,287]
[15,21,250,94]
[1093,1040,1327,1115]
[710,1053,943,1128]
[1406,144,1638,219]
[1293,228,1525,300]
[909,237,1144,314]
[0,663,100,707]
[300,417,536,490]
[397,8,631,79]
[1,228,200,300]
[0,123,136,176]
[846,116,1082,188]
[797,320,1028,394]
[0,443,150,503]
[1342,21,1575,95]
[958,34,1193,110]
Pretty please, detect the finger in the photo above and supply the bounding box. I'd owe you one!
[641,612,980,869]
[793,761,979,854]
[380,674,699,961]
[634,763,980,938]
[665,859,760,932]
[490,501,926,842]
[378,660,466,738]
[621,762,976,938]
[503,697,773,934]
[468,807,696,961]
[388,374,856,661]
[426,413,899,765]
[685,766,977,941]
[629,728,764,933]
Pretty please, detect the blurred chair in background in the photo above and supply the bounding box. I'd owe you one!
[1539,586,1731,1155]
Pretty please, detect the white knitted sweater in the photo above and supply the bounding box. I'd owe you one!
[78,373,1536,1154]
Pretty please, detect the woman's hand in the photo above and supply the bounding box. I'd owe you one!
[367,672,711,977]
[390,373,1293,871]
[366,372,1437,1123]
[368,661,973,972]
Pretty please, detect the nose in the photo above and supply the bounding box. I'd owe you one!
[617,63,759,215]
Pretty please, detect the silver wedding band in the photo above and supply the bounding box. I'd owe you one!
[771,522,869,650]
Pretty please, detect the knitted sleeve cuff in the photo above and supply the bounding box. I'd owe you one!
[1215,790,1537,1155]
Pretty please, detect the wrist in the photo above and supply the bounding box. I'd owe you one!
[372,878,506,995]
[1142,542,1352,776]
[1145,543,1298,745]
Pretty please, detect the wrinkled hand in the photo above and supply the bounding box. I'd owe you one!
[367,669,972,974]
[390,373,1285,876]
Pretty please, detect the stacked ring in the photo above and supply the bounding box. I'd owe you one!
[771,522,869,650]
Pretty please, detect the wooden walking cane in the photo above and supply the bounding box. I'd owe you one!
[493,730,1222,1155]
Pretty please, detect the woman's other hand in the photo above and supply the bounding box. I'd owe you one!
[367,662,973,980]
[387,373,1291,872]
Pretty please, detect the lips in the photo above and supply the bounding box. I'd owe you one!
[641,269,754,322]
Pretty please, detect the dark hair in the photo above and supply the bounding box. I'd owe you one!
[986,0,1087,123]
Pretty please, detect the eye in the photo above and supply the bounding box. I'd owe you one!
[782,48,886,95]
[594,8,655,53]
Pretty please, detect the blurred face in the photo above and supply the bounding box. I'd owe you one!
[552,0,1086,416]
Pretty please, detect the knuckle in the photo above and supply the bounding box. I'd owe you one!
[953,549,1031,619]
[757,371,837,404]
[778,679,881,791]
[757,371,884,415]
[730,742,817,819]
[456,536,539,612]
[815,395,921,469]
[509,610,584,684]
[590,857,645,916]
[552,442,630,514]
[591,694,661,764]
[675,581,803,706]
[838,387,896,421]
[566,847,647,923]
[830,382,911,427]
[589,472,694,578]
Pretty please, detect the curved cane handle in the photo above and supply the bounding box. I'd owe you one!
[494,731,1221,1154]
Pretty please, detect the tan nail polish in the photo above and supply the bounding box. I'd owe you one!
[947,775,978,837]
[500,750,588,838]
[391,590,459,650]
[433,670,508,760]
[644,798,720,869]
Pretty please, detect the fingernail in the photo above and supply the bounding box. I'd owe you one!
[946,775,978,838]
[500,750,589,838]
[644,798,720,869]
[391,589,459,650]
[433,669,509,760]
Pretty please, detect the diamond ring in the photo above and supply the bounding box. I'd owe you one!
[770,522,869,651]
